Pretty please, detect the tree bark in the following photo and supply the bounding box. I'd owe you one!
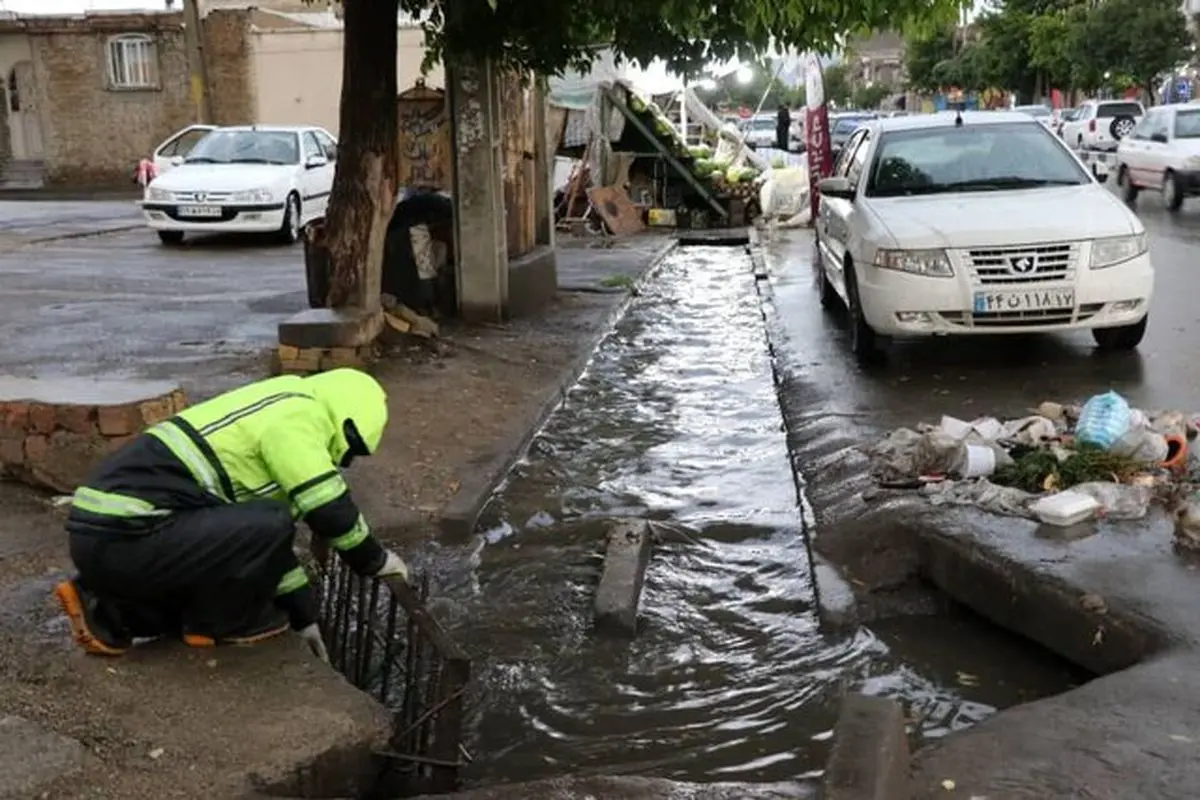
[325,0,400,309]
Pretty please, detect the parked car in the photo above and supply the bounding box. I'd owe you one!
[1013,104,1054,129]
[140,124,337,246]
[742,114,779,149]
[1053,107,1081,138]
[151,124,217,176]
[1115,102,1200,212]
[1060,99,1144,152]
[829,112,876,161]
[814,111,1152,363]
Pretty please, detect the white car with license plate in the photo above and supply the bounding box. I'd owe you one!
[140,124,337,245]
[1115,102,1200,212]
[814,111,1153,363]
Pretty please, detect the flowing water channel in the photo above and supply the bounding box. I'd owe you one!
[428,245,1086,789]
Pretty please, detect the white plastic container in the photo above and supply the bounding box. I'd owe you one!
[1029,490,1101,527]
[959,444,997,478]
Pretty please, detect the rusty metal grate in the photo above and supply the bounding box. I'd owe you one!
[312,544,472,796]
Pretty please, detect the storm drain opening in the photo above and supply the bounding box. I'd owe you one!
[313,543,472,798]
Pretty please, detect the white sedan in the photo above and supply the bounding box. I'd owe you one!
[140,124,337,245]
[815,111,1153,363]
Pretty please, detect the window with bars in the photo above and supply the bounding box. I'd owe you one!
[106,34,159,90]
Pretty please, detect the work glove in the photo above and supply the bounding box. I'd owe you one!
[374,549,410,583]
[297,623,330,664]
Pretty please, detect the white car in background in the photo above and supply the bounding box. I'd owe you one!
[814,111,1153,363]
[1060,99,1144,151]
[1115,102,1200,212]
[150,124,217,176]
[743,114,780,149]
[140,124,337,245]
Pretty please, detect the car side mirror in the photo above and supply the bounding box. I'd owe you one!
[818,176,855,200]
[305,155,328,169]
[169,155,184,167]
[1150,132,1168,144]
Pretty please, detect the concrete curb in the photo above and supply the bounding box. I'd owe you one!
[746,228,860,631]
[438,237,680,539]
[27,224,144,245]
[823,694,912,800]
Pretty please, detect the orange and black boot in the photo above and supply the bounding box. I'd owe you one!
[53,579,133,657]
[182,607,290,648]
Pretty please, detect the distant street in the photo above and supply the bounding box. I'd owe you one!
[0,222,307,397]
[763,188,1200,438]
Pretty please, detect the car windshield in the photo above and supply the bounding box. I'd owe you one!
[1097,102,1143,118]
[748,118,776,131]
[185,130,300,165]
[1175,109,1200,138]
[1062,108,1081,121]
[1015,105,1052,119]
[865,122,1090,198]
[833,117,870,135]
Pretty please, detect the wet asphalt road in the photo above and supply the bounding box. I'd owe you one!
[762,188,1200,435]
[0,221,306,396]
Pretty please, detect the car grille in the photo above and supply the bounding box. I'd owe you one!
[941,303,1103,328]
[173,191,233,203]
[963,242,1078,285]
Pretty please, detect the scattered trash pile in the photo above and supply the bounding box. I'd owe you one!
[867,391,1200,547]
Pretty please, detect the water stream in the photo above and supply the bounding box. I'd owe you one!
[427,245,1085,789]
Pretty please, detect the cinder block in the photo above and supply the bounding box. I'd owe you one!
[824,694,911,800]
[594,519,654,636]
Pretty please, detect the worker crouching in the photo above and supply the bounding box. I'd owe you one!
[53,368,409,662]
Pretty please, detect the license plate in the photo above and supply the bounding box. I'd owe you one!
[178,204,221,218]
[973,289,1075,313]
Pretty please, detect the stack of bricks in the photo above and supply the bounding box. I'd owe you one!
[276,344,375,375]
[0,378,187,494]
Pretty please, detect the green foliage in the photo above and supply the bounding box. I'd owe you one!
[823,62,852,107]
[903,0,1193,99]
[705,60,804,110]
[400,0,972,77]
[852,83,893,109]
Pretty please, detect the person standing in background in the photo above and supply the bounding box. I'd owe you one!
[776,104,791,151]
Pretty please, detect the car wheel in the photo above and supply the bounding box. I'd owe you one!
[1163,171,1184,212]
[157,230,184,246]
[1117,166,1139,204]
[844,258,886,364]
[277,193,301,244]
[1092,315,1147,351]
[1110,116,1135,140]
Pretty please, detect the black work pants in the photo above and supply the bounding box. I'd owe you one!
[776,126,789,151]
[68,499,299,640]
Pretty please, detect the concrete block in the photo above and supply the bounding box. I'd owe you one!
[594,519,654,636]
[507,245,558,318]
[823,694,911,800]
[0,715,90,799]
[277,307,383,349]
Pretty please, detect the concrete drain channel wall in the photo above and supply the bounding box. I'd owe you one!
[312,543,471,797]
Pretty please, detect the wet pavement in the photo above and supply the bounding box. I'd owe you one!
[426,246,1082,789]
[0,200,142,243]
[0,227,307,397]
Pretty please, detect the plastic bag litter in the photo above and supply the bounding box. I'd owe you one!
[867,428,925,482]
[921,479,1038,518]
[1075,391,1133,450]
[1109,426,1169,464]
[1069,481,1153,520]
[759,166,811,228]
[1003,415,1060,445]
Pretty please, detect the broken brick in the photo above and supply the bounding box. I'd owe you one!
[97,404,144,437]
[55,404,95,435]
[0,401,30,429]
[28,403,56,434]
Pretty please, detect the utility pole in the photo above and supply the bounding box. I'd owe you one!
[182,0,213,123]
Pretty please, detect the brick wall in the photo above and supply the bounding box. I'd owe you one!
[27,10,255,186]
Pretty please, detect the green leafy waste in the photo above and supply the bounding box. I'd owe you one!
[991,443,1148,493]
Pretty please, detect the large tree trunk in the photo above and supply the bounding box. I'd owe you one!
[325,0,400,309]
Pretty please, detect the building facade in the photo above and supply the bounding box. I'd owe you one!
[0,5,439,187]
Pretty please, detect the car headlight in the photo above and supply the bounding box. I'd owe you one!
[1090,233,1146,269]
[146,187,173,202]
[873,248,954,278]
[230,188,274,203]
